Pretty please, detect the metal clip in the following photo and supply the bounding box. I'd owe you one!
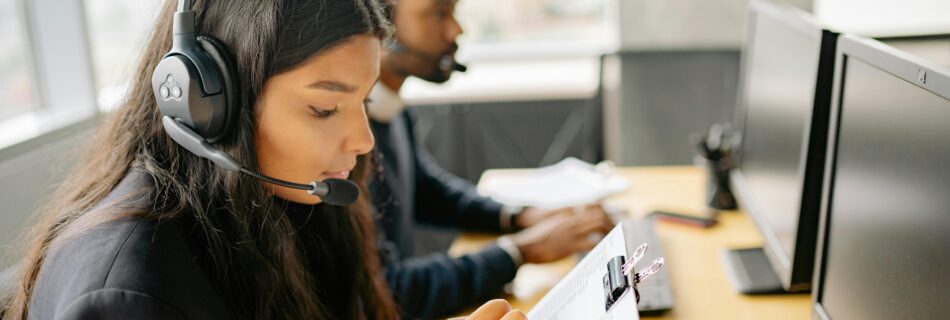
[604,243,667,312]
[634,258,665,285]
[603,255,632,311]
[623,243,648,275]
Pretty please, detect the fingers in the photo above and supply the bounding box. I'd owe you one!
[467,299,512,320]
[571,237,598,252]
[565,216,611,252]
[585,203,604,212]
[558,204,616,233]
[571,214,610,235]
[553,207,575,217]
[543,214,604,241]
[585,204,617,230]
[500,310,527,320]
[545,216,602,253]
[597,215,615,234]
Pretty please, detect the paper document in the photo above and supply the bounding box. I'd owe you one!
[527,224,639,320]
[480,158,629,209]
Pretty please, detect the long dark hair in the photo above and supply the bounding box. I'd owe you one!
[5,0,397,319]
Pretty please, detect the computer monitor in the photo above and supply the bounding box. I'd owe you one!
[812,35,950,320]
[725,0,838,294]
[879,34,950,69]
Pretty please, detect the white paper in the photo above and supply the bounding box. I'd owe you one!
[481,158,630,210]
[526,225,640,320]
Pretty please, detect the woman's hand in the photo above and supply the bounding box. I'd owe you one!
[455,299,526,320]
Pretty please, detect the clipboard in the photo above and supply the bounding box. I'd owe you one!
[526,223,665,319]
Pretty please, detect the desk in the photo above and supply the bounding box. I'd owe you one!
[449,166,811,319]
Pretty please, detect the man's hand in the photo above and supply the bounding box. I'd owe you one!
[516,204,615,230]
[510,210,615,264]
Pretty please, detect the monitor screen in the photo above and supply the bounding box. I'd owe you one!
[815,40,950,319]
[736,4,825,273]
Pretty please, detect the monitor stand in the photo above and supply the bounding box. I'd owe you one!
[721,247,786,294]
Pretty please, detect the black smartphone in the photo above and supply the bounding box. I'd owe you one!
[649,210,718,228]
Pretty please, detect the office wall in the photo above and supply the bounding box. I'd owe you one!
[604,51,741,166]
[617,0,812,51]
[412,98,601,182]
[605,0,809,166]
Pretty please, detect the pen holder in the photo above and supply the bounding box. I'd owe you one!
[705,154,737,210]
[691,124,738,210]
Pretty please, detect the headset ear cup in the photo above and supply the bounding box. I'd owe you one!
[196,36,238,143]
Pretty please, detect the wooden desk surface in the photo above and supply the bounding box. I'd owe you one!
[449,166,811,319]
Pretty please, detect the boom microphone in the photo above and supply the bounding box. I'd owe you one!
[440,55,468,72]
[389,41,468,73]
[162,116,360,206]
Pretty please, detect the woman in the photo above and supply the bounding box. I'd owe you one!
[3,0,523,319]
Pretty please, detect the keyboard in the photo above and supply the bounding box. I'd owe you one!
[621,218,674,313]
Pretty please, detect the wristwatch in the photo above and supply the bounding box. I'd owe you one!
[500,205,525,233]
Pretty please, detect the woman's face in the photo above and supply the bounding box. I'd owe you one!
[256,35,379,205]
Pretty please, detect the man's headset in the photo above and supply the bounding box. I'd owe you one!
[150,0,359,206]
[388,42,468,73]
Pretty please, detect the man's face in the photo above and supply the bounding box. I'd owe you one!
[388,0,463,83]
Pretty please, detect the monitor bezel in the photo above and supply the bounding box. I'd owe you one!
[732,0,838,292]
[812,34,950,319]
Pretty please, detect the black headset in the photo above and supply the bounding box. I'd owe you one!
[150,0,359,206]
[151,0,235,143]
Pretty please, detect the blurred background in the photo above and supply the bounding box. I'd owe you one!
[1,0,949,267]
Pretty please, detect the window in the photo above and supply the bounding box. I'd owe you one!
[458,0,612,43]
[455,0,617,59]
[0,0,35,120]
[84,0,163,111]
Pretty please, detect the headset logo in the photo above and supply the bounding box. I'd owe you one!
[158,75,183,101]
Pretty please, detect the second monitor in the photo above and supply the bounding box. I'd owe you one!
[812,34,950,320]
[725,0,838,294]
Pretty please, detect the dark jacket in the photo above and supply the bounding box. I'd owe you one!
[369,110,518,319]
[27,171,370,319]
[27,172,231,319]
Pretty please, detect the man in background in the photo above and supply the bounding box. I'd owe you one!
[368,0,615,318]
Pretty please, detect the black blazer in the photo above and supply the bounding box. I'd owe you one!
[27,172,231,319]
[369,110,518,319]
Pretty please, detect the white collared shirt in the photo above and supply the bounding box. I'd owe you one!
[367,81,525,267]
[367,83,405,123]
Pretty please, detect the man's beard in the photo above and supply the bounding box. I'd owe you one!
[417,62,452,83]
[388,42,458,84]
